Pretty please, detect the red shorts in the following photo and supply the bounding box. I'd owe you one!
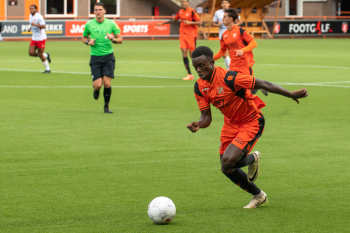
[179,35,196,51]
[219,113,265,155]
[30,39,46,49]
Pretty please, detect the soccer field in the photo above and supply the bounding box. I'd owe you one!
[0,38,349,232]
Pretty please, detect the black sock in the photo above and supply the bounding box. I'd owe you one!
[232,153,255,169]
[225,168,261,195]
[103,87,112,107]
[183,57,191,74]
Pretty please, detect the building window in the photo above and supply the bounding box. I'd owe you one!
[285,0,303,17]
[90,0,120,17]
[46,0,76,17]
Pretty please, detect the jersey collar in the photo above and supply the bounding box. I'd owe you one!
[209,67,217,85]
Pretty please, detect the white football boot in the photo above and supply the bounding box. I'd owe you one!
[247,151,261,183]
[243,191,268,209]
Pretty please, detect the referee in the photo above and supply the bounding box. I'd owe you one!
[82,2,123,113]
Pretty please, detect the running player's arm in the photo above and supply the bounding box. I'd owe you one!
[157,13,179,26]
[107,22,123,44]
[188,82,212,132]
[213,39,227,60]
[235,29,257,57]
[187,108,212,133]
[82,22,95,45]
[212,11,221,27]
[254,78,308,104]
[183,11,202,25]
[31,16,46,29]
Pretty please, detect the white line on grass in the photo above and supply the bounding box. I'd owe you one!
[1,61,350,70]
[0,68,182,79]
[0,68,349,88]
[0,85,193,88]
[0,83,349,89]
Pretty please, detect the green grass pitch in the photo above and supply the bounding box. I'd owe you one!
[0,38,349,232]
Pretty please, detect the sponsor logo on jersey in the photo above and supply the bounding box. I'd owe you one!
[201,87,209,95]
[217,87,224,94]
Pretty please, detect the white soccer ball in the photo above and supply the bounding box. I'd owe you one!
[148,196,176,224]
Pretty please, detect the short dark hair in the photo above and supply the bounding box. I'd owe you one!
[225,8,239,21]
[30,4,38,10]
[94,2,106,9]
[192,46,214,60]
[221,0,230,3]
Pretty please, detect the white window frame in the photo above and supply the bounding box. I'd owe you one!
[45,0,77,18]
[89,0,120,18]
[285,0,303,17]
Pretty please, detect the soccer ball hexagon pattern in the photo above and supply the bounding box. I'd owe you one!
[148,196,176,224]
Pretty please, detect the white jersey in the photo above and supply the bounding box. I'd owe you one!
[213,9,241,39]
[29,12,46,41]
[42,29,47,40]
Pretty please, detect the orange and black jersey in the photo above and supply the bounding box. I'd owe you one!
[175,7,201,37]
[220,25,255,69]
[194,66,266,124]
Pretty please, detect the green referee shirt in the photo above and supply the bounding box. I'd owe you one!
[83,18,121,56]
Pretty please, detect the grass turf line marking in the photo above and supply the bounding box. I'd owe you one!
[0,85,193,88]
[0,68,350,88]
[0,68,182,79]
[0,84,349,89]
[1,61,350,70]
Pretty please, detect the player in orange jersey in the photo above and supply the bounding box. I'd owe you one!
[187,46,308,208]
[213,8,267,96]
[212,0,242,70]
[157,0,202,80]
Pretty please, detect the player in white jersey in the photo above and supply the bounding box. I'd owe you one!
[212,0,242,70]
[28,5,51,73]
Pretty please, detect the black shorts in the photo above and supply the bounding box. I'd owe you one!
[89,53,115,81]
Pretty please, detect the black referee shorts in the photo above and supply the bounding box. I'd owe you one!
[89,53,115,81]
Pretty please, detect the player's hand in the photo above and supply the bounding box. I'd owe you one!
[290,88,308,104]
[156,23,162,26]
[234,50,244,57]
[218,22,223,26]
[183,20,190,24]
[106,33,114,40]
[88,39,96,45]
[187,122,200,133]
[31,22,37,26]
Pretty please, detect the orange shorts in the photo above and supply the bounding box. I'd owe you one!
[30,39,46,49]
[228,65,253,75]
[219,113,265,155]
[179,35,196,51]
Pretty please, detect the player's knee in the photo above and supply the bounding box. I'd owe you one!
[222,155,238,168]
[94,83,102,90]
[104,82,111,88]
[221,165,235,175]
